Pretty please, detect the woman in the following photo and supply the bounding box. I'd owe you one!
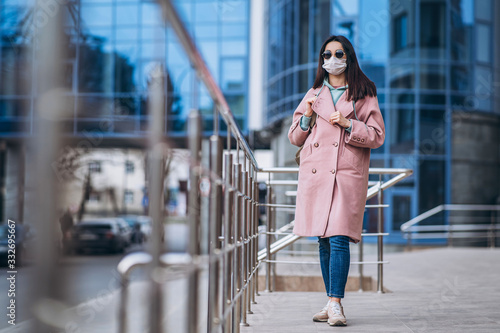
[288,35,385,326]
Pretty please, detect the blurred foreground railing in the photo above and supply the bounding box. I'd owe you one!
[401,204,500,250]
[116,1,261,333]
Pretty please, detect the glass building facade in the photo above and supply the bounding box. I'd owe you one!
[0,0,250,140]
[266,0,498,242]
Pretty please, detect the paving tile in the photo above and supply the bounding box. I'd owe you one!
[242,248,500,333]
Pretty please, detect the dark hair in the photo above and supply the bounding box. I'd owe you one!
[312,35,377,101]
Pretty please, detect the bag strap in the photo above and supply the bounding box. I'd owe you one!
[308,84,325,128]
[352,100,359,121]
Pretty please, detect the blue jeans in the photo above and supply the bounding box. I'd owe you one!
[318,236,351,298]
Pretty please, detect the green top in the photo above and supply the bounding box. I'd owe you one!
[300,79,351,132]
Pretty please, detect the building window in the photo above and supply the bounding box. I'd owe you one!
[89,161,101,173]
[89,192,101,203]
[475,24,491,63]
[125,160,134,174]
[420,3,445,48]
[392,195,412,231]
[124,190,134,204]
[393,14,407,53]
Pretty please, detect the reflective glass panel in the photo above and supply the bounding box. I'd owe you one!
[419,160,445,214]
[475,0,491,21]
[419,109,445,155]
[81,4,113,26]
[474,66,492,111]
[475,24,491,63]
[451,66,470,91]
[390,64,414,88]
[450,0,473,61]
[420,2,446,59]
[116,4,139,26]
[420,65,446,90]
[221,59,244,91]
[392,195,412,231]
[390,107,415,154]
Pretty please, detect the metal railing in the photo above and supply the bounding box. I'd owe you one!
[116,1,261,333]
[257,167,413,294]
[401,204,500,249]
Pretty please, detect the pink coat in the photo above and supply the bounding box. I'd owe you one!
[288,86,385,243]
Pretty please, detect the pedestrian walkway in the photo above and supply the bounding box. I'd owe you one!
[242,247,500,332]
[2,247,498,332]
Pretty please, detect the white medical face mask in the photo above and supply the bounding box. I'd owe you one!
[322,57,347,75]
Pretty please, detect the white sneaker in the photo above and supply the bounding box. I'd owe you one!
[312,300,330,322]
[328,301,347,326]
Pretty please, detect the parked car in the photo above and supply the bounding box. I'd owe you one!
[71,218,131,254]
[118,215,153,242]
[0,223,33,266]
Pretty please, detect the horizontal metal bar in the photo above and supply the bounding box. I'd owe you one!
[349,261,390,265]
[259,167,299,173]
[258,167,413,175]
[365,204,390,208]
[401,204,500,231]
[263,260,390,265]
[266,180,299,186]
[404,232,496,240]
[404,224,500,232]
[368,168,413,175]
[361,232,390,236]
[258,203,296,208]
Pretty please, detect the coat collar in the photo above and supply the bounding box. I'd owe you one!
[311,84,354,122]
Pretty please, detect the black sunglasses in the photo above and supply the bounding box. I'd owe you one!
[322,49,345,60]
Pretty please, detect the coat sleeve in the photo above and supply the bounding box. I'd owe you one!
[344,96,385,149]
[288,89,314,147]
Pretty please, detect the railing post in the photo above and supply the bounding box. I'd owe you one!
[246,165,254,315]
[377,176,384,293]
[358,233,364,292]
[208,136,223,332]
[265,177,273,292]
[187,110,202,333]
[147,65,166,333]
[240,156,249,327]
[489,211,495,249]
[232,161,242,333]
[252,179,260,302]
[222,152,233,333]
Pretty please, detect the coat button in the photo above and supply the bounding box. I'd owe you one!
[312,168,317,174]
[357,138,361,141]
[314,142,319,147]
[331,169,336,174]
[361,138,365,143]
[333,142,338,147]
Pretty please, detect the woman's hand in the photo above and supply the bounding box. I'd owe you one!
[304,97,316,117]
[329,111,351,128]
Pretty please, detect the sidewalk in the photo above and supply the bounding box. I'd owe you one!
[2,247,498,332]
[242,247,500,332]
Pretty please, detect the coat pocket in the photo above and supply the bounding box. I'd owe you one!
[299,143,313,162]
[342,143,364,175]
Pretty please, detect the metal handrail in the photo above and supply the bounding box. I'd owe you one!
[117,2,263,333]
[401,204,500,232]
[259,167,413,293]
[400,204,500,249]
[158,0,259,170]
